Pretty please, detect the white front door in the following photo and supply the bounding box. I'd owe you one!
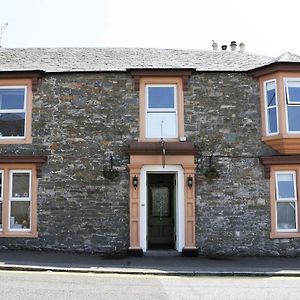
[139,165,185,252]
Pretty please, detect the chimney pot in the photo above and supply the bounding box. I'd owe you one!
[212,41,218,51]
[230,41,237,51]
[239,42,245,53]
[221,45,227,51]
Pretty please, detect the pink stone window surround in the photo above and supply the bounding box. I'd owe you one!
[0,164,37,238]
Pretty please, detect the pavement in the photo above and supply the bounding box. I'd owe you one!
[0,249,300,277]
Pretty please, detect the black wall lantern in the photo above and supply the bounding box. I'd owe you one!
[132,175,139,190]
[187,175,193,189]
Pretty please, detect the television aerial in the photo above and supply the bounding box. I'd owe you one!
[0,23,8,48]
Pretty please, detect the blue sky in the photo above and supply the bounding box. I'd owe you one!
[0,0,299,57]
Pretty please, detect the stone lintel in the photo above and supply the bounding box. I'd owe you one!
[128,68,194,91]
[0,155,48,178]
[0,71,43,92]
[260,155,300,179]
[128,141,198,156]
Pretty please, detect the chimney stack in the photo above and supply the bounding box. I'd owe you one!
[221,45,227,51]
[239,42,245,53]
[212,41,218,51]
[230,41,237,51]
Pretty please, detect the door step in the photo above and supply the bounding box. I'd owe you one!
[144,250,180,257]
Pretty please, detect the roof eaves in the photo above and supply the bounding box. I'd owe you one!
[248,61,300,78]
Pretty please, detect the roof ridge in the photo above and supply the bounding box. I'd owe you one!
[0,46,271,55]
[0,47,276,72]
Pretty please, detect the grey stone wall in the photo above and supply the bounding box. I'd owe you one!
[1,71,299,256]
[0,73,138,254]
[185,73,300,256]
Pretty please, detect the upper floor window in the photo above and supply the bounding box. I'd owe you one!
[137,76,185,141]
[285,79,300,132]
[146,84,178,138]
[260,74,300,154]
[0,79,33,144]
[0,87,27,138]
[264,80,278,135]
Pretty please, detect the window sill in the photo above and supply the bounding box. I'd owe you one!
[0,137,32,145]
[138,138,180,142]
[270,232,300,239]
[0,231,38,238]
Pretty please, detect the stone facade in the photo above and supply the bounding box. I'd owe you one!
[0,73,138,254]
[185,73,300,256]
[1,71,300,256]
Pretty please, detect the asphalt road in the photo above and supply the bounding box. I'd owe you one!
[0,271,300,300]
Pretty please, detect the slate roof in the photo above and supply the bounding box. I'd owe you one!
[268,52,300,64]
[0,47,274,73]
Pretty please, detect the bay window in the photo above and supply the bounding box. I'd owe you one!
[260,75,300,154]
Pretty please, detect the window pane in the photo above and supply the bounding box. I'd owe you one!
[277,174,295,199]
[267,107,277,133]
[0,173,2,230]
[287,106,300,131]
[0,88,25,109]
[147,112,177,138]
[266,81,276,106]
[151,187,169,217]
[148,87,175,109]
[277,202,296,230]
[10,201,30,229]
[0,172,2,198]
[287,81,300,103]
[12,173,30,198]
[0,113,25,137]
[0,201,2,230]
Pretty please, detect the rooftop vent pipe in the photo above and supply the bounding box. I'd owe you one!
[221,45,227,51]
[230,41,237,51]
